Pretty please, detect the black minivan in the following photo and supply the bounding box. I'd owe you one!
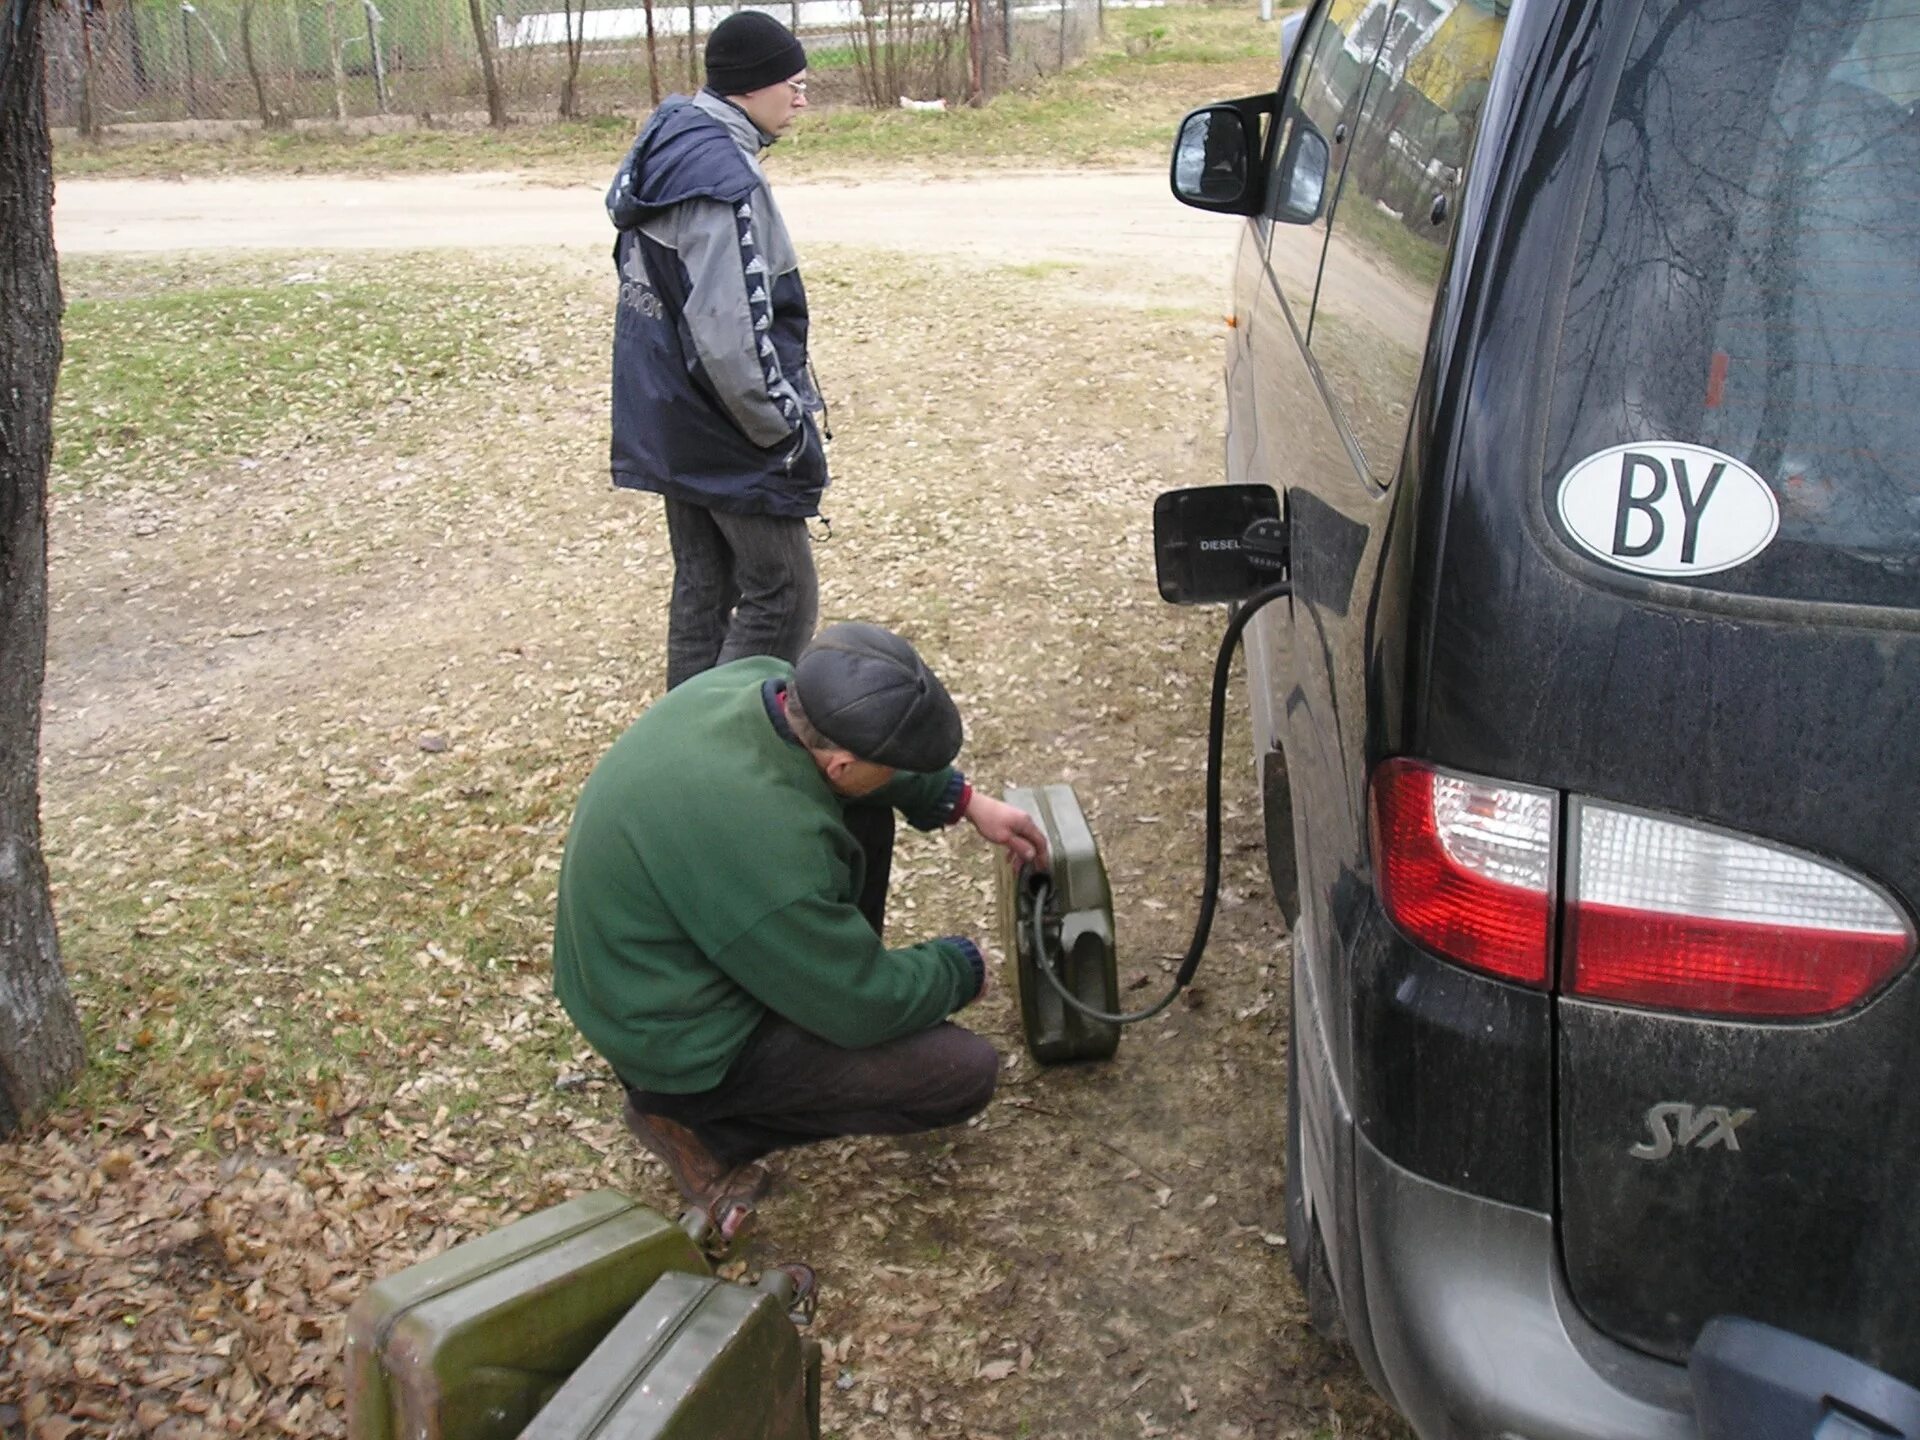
[1165,0,1920,1434]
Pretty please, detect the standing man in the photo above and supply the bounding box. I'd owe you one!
[607,13,827,690]
[553,623,1049,1226]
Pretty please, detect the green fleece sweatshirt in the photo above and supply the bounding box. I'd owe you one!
[552,656,982,1093]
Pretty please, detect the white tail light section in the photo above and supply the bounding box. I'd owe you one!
[1567,804,1916,1017]
[1371,760,1555,986]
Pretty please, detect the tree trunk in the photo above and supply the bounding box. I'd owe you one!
[856,0,880,106]
[285,2,303,84]
[75,1,102,140]
[882,0,895,105]
[966,0,982,105]
[560,0,585,118]
[685,0,696,90]
[239,0,288,129]
[322,0,348,121]
[642,0,659,105]
[465,0,507,127]
[0,0,87,1139]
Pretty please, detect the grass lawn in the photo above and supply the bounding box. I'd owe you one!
[53,5,1290,181]
[56,260,510,491]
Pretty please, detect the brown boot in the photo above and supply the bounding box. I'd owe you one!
[621,1098,730,1206]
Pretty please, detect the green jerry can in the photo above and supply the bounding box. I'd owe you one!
[995,783,1121,1064]
[344,1190,709,1440]
[520,1267,823,1440]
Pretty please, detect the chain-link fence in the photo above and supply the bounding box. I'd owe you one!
[42,0,1110,129]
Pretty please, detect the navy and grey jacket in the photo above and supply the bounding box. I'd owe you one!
[607,90,827,518]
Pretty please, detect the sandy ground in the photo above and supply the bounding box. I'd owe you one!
[20,172,1416,1439]
[55,170,1237,286]
[53,168,1429,347]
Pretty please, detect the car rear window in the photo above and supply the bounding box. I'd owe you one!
[1544,0,1920,609]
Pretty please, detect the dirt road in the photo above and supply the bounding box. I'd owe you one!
[53,169,1431,347]
[55,169,1237,285]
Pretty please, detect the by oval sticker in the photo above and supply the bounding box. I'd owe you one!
[1556,442,1780,578]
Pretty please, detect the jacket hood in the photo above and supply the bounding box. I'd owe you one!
[607,94,761,230]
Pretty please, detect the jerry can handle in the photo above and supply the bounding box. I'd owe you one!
[678,1207,713,1247]
[758,1262,818,1326]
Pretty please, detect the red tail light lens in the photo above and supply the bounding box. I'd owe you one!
[1567,803,1915,1018]
[1370,759,1555,987]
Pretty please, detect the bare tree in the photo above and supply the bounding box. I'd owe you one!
[0,0,87,1138]
[74,0,103,140]
[966,0,981,105]
[848,0,963,106]
[465,0,508,127]
[239,0,290,129]
[685,0,696,89]
[853,0,882,103]
[322,0,349,121]
[558,0,586,117]
[642,0,660,105]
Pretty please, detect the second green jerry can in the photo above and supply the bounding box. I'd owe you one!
[344,1190,708,1440]
[521,1268,823,1440]
[995,783,1121,1064]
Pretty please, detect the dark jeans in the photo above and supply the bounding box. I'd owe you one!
[625,804,999,1169]
[662,497,818,690]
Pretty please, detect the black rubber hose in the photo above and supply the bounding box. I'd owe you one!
[1028,872,1185,1023]
[1024,579,1294,1027]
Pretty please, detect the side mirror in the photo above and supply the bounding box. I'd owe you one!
[1153,484,1285,605]
[1169,95,1275,216]
[1272,119,1331,225]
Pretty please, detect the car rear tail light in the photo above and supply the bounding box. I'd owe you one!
[1567,804,1915,1017]
[1370,759,1555,986]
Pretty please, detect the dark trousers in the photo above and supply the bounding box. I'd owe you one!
[626,804,999,1169]
[662,497,818,690]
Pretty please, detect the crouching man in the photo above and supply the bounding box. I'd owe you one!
[553,623,1049,1222]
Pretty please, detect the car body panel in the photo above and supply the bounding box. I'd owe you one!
[1192,0,1920,1426]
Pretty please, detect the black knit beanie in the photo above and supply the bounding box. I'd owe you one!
[704,12,807,96]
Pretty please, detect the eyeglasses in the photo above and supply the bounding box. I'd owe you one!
[787,78,808,96]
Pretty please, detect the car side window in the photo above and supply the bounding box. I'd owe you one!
[1264,0,1399,324]
[1306,0,1509,482]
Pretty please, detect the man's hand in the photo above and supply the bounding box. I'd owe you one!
[966,794,1050,872]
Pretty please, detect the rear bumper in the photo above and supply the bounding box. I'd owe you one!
[1353,1129,1698,1440]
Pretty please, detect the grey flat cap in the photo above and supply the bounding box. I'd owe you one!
[792,623,963,772]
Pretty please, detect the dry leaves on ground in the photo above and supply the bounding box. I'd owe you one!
[8,239,1407,1440]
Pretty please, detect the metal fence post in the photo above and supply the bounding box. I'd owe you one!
[361,0,387,113]
[180,2,197,117]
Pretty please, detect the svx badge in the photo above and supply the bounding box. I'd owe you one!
[1630,1101,1756,1161]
